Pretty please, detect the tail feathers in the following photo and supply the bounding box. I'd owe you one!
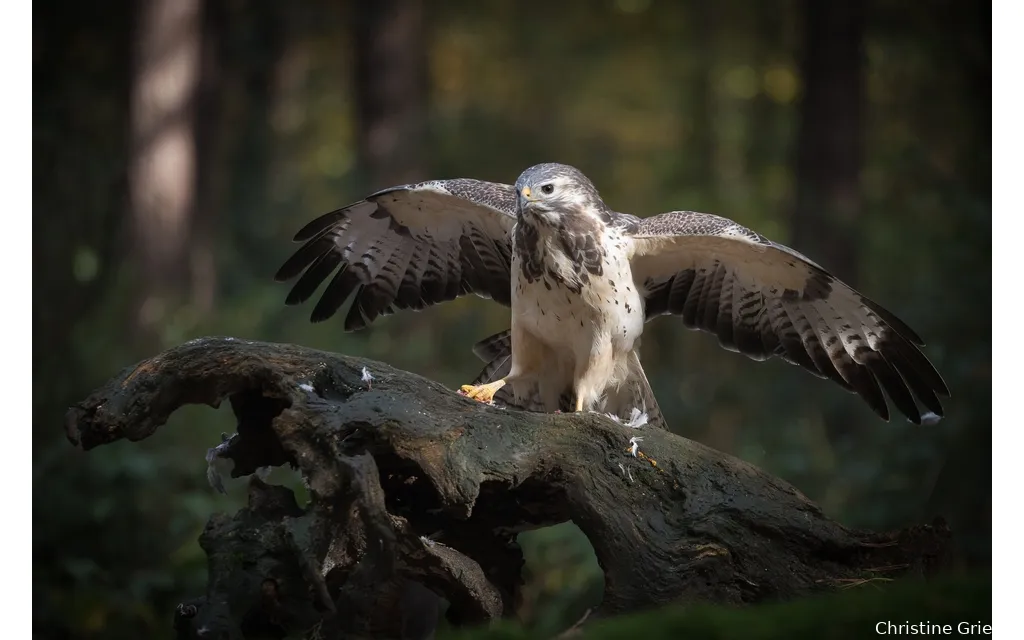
[470,331,666,429]
[471,348,510,387]
[609,351,666,430]
[472,329,511,362]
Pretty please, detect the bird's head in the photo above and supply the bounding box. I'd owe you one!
[514,163,612,227]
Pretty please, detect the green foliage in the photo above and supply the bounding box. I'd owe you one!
[441,574,993,640]
[517,524,605,635]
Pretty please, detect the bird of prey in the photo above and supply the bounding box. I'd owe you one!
[275,162,948,428]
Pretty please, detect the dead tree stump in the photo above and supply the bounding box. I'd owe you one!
[65,337,951,639]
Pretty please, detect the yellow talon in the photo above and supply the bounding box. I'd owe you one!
[459,379,506,404]
[575,396,585,412]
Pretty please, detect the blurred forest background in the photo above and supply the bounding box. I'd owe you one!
[34,0,990,638]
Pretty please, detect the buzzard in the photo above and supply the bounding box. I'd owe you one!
[275,163,948,428]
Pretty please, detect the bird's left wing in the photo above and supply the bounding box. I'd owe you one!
[626,210,949,424]
[275,179,518,330]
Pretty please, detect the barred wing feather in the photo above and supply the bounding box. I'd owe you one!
[275,179,518,331]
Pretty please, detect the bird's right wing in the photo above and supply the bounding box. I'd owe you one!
[275,179,518,330]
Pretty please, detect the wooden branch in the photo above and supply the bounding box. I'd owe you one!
[65,337,952,638]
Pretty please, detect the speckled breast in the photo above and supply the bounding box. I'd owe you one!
[511,226,644,353]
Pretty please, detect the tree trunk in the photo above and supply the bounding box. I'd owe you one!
[352,0,428,189]
[188,0,228,316]
[792,0,864,285]
[128,0,203,324]
[67,338,953,639]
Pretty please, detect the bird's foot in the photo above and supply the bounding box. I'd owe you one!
[459,379,506,404]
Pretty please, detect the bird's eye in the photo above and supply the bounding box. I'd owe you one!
[540,183,555,195]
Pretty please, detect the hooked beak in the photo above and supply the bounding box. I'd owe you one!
[520,186,537,204]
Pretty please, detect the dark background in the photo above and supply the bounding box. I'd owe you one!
[34,0,991,638]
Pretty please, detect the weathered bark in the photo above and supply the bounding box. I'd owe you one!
[66,338,951,639]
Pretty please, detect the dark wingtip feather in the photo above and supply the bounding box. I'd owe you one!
[310,266,362,324]
[344,304,368,332]
[860,296,926,346]
[848,365,890,421]
[865,354,921,425]
[285,250,342,305]
[285,285,309,306]
[293,208,348,242]
[275,234,335,282]
[864,393,891,422]
[309,308,331,324]
[889,335,951,398]
[345,284,393,331]
[274,249,311,282]
[881,346,946,418]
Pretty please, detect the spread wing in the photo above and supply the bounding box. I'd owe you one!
[626,211,949,424]
[275,179,517,330]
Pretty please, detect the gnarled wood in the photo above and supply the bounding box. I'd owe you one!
[66,337,951,638]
